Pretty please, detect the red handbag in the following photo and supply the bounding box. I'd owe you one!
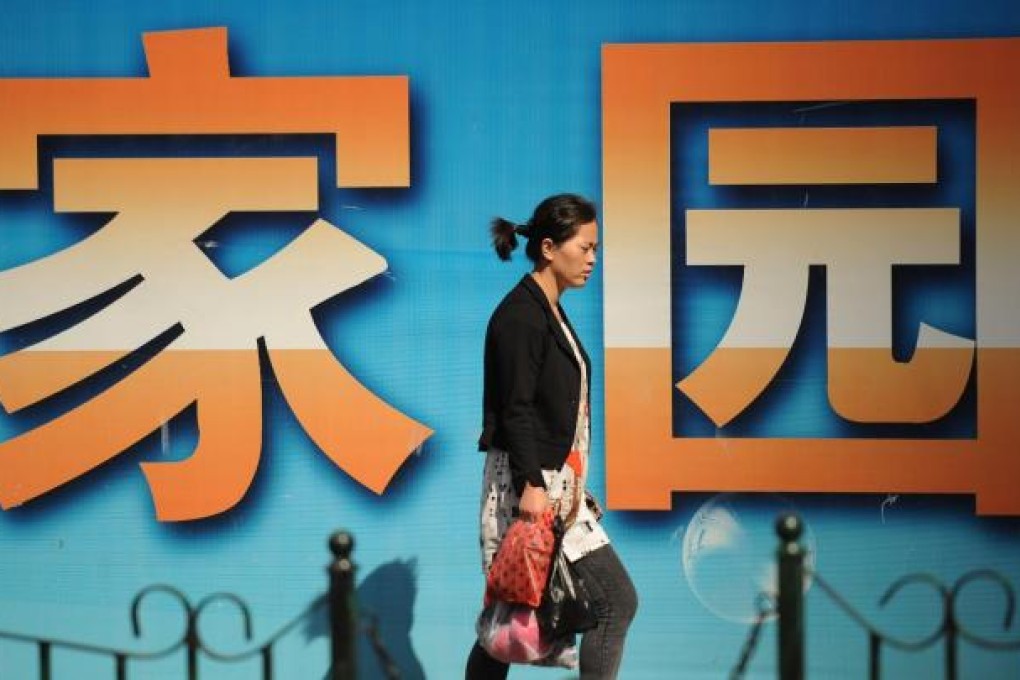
[485,511,556,608]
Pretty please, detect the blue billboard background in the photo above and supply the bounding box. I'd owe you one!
[1,1,1019,678]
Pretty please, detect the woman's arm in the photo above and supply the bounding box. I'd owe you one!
[490,310,551,520]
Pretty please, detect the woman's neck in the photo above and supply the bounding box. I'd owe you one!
[530,267,563,314]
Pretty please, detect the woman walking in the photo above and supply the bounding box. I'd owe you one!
[467,194,637,679]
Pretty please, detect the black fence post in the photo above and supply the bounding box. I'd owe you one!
[39,641,51,680]
[777,514,805,680]
[868,632,881,680]
[944,594,957,680]
[186,610,199,680]
[329,531,357,680]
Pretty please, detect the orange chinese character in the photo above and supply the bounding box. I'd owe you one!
[603,39,1020,515]
[0,29,430,521]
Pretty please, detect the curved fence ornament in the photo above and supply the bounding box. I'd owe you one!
[193,592,255,645]
[0,528,402,680]
[0,583,195,680]
[187,590,329,680]
[128,584,196,675]
[732,513,1020,680]
[951,569,1020,652]
[813,570,950,678]
[191,592,255,670]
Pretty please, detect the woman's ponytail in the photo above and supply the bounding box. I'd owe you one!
[490,217,521,261]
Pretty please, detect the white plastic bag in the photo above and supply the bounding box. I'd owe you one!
[476,600,578,669]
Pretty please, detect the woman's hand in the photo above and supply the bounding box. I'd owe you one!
[518,482,550,522]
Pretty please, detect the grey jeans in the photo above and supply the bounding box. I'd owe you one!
[466,543,638,679]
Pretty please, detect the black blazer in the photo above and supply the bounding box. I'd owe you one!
[478,275,592,493]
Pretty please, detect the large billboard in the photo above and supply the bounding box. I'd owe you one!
[0,2,1018,678]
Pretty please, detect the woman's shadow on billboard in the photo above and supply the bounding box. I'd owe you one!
[305,557,425,680]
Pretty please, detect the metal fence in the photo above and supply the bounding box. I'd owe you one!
[0,530,399,680]
[732,514,1020,679]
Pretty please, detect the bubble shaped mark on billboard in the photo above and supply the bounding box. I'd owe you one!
[682,493,816,624]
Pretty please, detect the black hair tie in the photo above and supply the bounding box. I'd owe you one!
[514,223,531,237]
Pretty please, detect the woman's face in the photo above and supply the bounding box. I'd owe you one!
[543,220,599,289]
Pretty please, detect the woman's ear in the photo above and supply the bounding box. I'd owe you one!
[540,237,556,263]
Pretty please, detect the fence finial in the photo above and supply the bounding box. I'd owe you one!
[329,530,357,680]
[777,513,804,680]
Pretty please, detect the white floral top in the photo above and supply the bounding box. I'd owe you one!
[478,319,610,573]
